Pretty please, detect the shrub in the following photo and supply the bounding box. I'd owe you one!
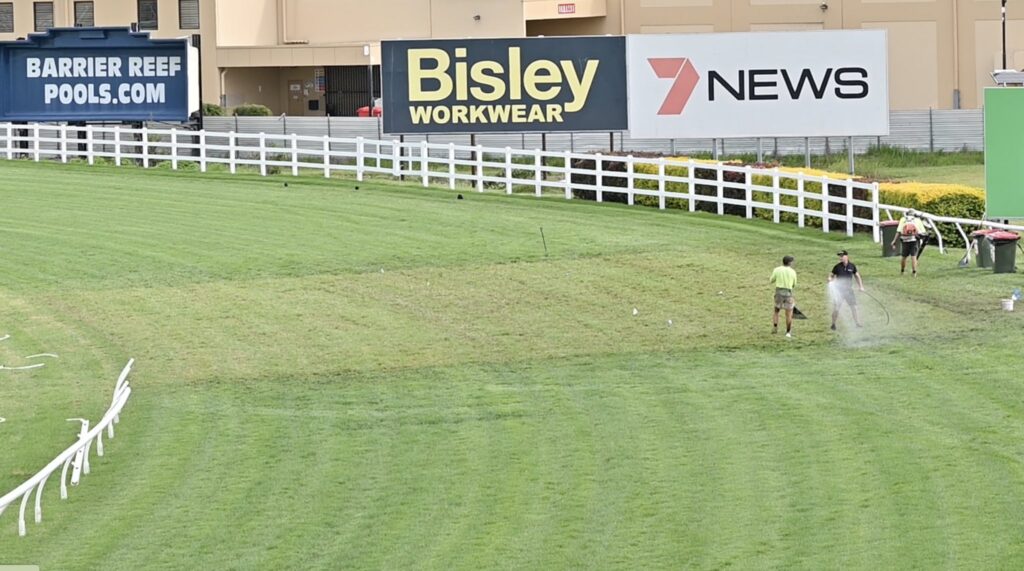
[232,103,273,117]
[879,183,985,247]
[201,103,226,117]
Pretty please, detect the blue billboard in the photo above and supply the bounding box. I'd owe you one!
[0,27,198,122]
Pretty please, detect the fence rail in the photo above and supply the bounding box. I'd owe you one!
[0,122,1022,250]
[0,359,134,536]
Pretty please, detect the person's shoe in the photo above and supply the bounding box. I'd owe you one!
[785,332,792,338]
[830,323,837,331]
[912,271,917,277]
[856,323,863,328]
[771,328,778,334]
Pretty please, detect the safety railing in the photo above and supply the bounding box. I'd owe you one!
[0,359,134,536]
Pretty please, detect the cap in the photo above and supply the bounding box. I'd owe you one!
[837,250,849,256]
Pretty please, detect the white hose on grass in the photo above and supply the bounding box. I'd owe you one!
[0,363,45,371]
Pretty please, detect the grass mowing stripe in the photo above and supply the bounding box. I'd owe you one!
[2,160,1024,569]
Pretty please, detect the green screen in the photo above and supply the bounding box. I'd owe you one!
[985,87,1024,218]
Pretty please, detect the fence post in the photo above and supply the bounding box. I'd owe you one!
[476,145,485,193]
[323,136,331,179]
[227,132,235,174]
[449,142,457,190]
[744,166,752,219]
[290,134,299,176]
[171,129,179,170]
[32,124,40,162]
[5,124,11,160]
[772,168,780,224]
[659,157,667,211]
[626,155,635,206]
[716,162,724,216]
[114,125,122,166]
[199,130,207,173]
[822,182,830,233]
[258,132,267,176]
[797,174,805,228]
[391,140,400,179]
[504,146,513,195]
[595,153,604,203]
[871,182,880,243]
[421,141,430,187]
[563,150,572,199]
[59,124,67,163]
[845,178,854,236]
[687,160,696,213]
[534,150,542,197]
[86,125,94,165]
[356,136,365,181]
[141,126,150,168]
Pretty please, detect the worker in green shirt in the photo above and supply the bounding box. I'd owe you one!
[769,255,798,337]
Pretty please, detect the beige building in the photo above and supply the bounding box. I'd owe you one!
[0,0,1020,115]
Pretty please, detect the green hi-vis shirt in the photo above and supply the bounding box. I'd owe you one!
[770,266,798,290]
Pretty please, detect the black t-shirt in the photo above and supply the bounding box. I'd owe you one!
[831,262,858,286]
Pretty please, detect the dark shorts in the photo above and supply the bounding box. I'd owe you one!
[774,288,795,310]
[901,240,919,258]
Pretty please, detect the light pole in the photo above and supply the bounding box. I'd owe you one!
[1002,0,1008,70]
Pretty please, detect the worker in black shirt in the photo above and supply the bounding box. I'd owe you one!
[829,250,865,330]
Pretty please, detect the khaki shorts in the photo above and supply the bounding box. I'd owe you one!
[774,288,795,310]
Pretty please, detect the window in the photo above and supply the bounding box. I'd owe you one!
[33,2,53,32]
[0,3,13,34]
[178,0,198,29]
[74,1,94,27]
[137,0,157,30]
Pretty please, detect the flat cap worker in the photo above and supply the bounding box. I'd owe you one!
[890,209,931,276]
[770,255,798,337]
[829,250,864,330]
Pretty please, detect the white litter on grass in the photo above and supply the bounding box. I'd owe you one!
[25,353,58,359]
[667,320,673,326]
[0,363,45,371]
[632,308,639,316]
[380,268,385,274]
[718,291,724,295]
[0,334,9,342]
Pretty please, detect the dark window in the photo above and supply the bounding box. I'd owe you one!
[178,0,198,29]
[74,1,94,27]
[0,3,13,34]
[137,0,157,30]
[33,2,53,32]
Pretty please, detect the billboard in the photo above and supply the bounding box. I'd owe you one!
[381,36,627,134]
[627,30,889,139]
[0,27,198,122]
[984,88,1024,218]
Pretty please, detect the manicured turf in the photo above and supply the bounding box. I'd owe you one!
[0,161,1022,569]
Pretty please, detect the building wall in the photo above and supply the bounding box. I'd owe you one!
[527,0,1024,110]
[0,0,221,109]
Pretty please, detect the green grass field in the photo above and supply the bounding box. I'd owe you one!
[1,160,1023,570]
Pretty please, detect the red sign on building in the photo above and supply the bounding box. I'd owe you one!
[557,3,576,15]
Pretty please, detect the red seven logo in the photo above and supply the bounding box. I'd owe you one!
[648,58,700,115]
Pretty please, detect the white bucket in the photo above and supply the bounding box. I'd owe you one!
[1001,299,1015,311]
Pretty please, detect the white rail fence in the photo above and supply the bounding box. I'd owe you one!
[0,359,134,536]
[0,123,1022,250]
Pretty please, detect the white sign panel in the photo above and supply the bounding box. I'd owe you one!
[627,30,889,139]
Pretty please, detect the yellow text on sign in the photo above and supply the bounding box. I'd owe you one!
[407,47,599,113]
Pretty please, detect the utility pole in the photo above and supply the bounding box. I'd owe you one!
[1003,0,1008,70]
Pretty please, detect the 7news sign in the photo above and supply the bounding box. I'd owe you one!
[627,30,889,139]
